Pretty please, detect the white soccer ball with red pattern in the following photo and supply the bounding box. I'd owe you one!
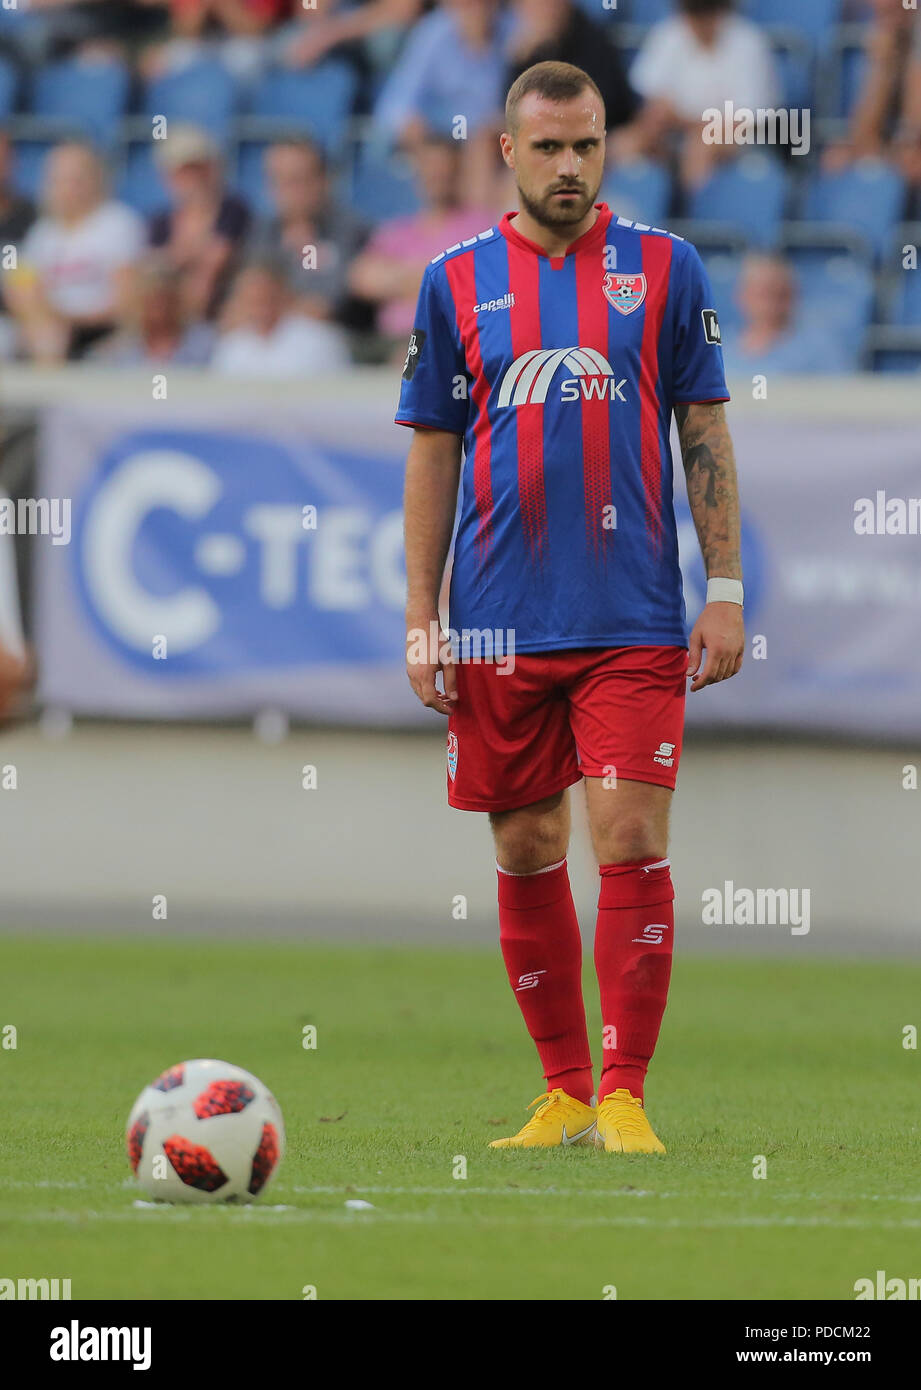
[126,1059,285,1203]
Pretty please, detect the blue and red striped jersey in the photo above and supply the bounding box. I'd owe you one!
[396,202,729,653]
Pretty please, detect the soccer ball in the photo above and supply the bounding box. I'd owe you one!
[126,1058,285,1204]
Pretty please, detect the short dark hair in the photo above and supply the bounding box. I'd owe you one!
[680,0,734,15]
[505,61,605,134]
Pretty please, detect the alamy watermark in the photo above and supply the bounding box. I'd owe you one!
[702,101,810,157]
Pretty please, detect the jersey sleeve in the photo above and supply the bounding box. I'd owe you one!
[395,264,469,435]
[669,241,730,405]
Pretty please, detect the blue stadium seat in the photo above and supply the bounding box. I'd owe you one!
[689,155,787,250]
[697,252,743,338]
[801,162,906,261]
[32,60,130,147]
[771,34,814,112]
[249,63,356,153]
[795,253,875,337]
[348,141,421,223]
[0,55,16,119]
[232,140,275,219]
[740,0,842,48]
[863,326,921,373]
[888,270,921,327]
[115,141,169,218]
[620,0,674,25]
[602,159,670,227]
[825,29,869,120]
[145,61,239,142]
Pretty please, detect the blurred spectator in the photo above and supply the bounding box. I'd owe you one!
[88,258,215,366]
[720,254,857,375]
[618,0,778,190]
[374,0,514,145]
[142,0,297,80]
[6,1,166,63]
[824,0,921,206]
[5,141,144,363]
[212,258,350,374]
[278,0,423,73]
[506,0,639,133]
[348,131,493,352]
[246,138,369,321]
[150,123,251,319]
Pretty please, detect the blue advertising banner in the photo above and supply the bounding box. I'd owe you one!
[35,394,921,737]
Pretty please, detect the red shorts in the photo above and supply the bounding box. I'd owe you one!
[446,645,687,812]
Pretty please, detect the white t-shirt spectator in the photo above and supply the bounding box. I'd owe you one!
[212,316,350,377]
[21,200,145,318]
[630,14,778,121]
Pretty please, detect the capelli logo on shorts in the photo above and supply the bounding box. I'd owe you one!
[653,741,675,766]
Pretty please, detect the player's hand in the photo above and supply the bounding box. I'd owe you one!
[405,615,457,716]
[687,602,744,693]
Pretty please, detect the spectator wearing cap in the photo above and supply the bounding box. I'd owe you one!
[212,258,351,375]
[5,141,144,362]
[149,123,251,319]
[618,0,779,190]
[245,138,369,322]
[88,258,216,367]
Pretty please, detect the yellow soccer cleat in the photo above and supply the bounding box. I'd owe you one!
[595,1089,666,1154]
[488,1089,596,1149]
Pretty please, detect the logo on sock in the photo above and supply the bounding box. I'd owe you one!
[515,970,547,991]
[631,923,669,945]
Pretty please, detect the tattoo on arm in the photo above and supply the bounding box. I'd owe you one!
[674,402,742,581]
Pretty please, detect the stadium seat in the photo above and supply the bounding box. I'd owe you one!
[348,140,421,223]
[770,33,815,112]
[689,154,787,250]
[145,61,239,142]
[801,162,906,262]
[0,55,17,120]
[249,63,356,154]
[824,26,869,120]
[862,326,921,373]
[740,0,842,49]
[697,252,744,338]
[10,141,55,200]
[231,138,275,219]
[115,140,169,218]
[886,267,921,328]
[795,253,876,338]
[32,60,130,148]
[601,159,671,227]
[618,0,674,25]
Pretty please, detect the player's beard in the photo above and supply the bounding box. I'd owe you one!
[518,180,598,229]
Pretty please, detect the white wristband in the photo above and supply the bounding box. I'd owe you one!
[707,578,744,607]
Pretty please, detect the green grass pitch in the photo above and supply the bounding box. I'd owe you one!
[2,938,919,1300]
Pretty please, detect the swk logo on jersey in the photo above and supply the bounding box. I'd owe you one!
[603,272,647,315]
[497,347,627,408]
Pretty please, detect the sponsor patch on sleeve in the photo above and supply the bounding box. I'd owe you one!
[701,309,721,345]
[402,327,426,380]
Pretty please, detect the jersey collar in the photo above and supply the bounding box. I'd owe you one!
[499,202,612,269]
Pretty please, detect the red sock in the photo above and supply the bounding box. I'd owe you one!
[497,859,593,1104]
[594,857,674,1104]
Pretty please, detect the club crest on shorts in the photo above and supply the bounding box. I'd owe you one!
[603,272,647,315]
[447,731,458,781]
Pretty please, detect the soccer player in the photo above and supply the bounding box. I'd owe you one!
[398,62,744,1154]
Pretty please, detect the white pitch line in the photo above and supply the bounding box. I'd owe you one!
[3,1209,921,1231]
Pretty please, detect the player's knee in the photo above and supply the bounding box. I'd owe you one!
[595,816,664,865]
[490,806,567,875]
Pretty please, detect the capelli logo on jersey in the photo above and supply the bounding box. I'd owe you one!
[497,348,627,408]
[474,292,515,314]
